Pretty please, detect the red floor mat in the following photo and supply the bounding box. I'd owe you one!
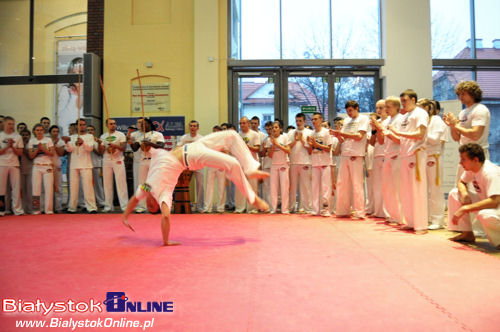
[1,213,499,331]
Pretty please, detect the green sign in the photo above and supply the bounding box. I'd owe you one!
[301,106,317,114]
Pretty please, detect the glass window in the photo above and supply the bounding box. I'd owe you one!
[240,0,280,59]
[288,76,328,123]
[432,70,473,101]
[233,0,380,60]
[431,0,471,59]
[335,76,375,114]
[477,70,500,164]
[475,0,500,59]
[238,76,276,124]
[0,0,30,76]
[331,0,380,59]
[34,0,87,75]
[282,0,330,59]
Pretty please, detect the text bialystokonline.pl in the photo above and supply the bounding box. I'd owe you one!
[15,317,155,330]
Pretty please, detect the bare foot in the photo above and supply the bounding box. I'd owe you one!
[122,218,135,232]
[163,241,181,246]
[449,231,475,243]
[246,170,270,180]
[252,196,269,212]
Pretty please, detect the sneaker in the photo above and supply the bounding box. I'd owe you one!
[135,208,146,213]
[102,207,112,213]
[32,211,42,215]
[321,211,331,217]
[428,224,443,230]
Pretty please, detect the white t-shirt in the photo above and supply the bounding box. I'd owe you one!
[131,130,145,164]
[264,134,290,166]
[27,137,54,165]
[100,131,127,163]
[458,103,490,150]
[340,114,369,157]
[66,133,95,169]
[179,133,203,146]
[240,130,260,161]
[261,136,272,169]
[399,107,429,157]
[383,114,404,157]
[51,139,66,168]
[311,127,332,167]
[373,118,386,158]
[288,128,312,165]
[0,132,23,167]
[461,160,500,201]
[135,131,166,163]
[426,115,447,155]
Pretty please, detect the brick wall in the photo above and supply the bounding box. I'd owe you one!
[87,0,104,59]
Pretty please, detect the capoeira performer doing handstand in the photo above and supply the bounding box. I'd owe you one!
[122,130,270,246]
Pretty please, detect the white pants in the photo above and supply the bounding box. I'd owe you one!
[21,172,33,214]
[186,136,258,209]
[204,167,226,212]
[262,167,271,206]
[365,168,374,215]
[382,155,402,223]
[400,152,428,231]
[69,168,97,212]
[191,169,204,211]
[92,167,105,207]
[289,164,312,212]
[137,160,151,210]
[448,188,500,247]
[336,156,365,218]
[103,161,129,211]
[53,166,63,212]
[456,164,487,236]
[312,165,331,215]
[426,154,445,226]
[271,165,289,213]
[0,166,23,215]
[371,156,386,217]
[32,165,54,213]
[133,161,140,192]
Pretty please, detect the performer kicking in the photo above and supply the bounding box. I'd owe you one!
[122,130,270,246]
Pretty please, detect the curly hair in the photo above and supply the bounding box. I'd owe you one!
[459,143,485,163]
[454,81,483,102]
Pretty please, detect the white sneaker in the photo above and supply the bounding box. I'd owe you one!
[428,224,443,230]
[102,207,112,213]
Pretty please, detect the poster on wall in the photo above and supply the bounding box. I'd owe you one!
[55,39,86,135]
[131,75,171,113]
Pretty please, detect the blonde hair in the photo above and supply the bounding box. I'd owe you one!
[385,96,401,109]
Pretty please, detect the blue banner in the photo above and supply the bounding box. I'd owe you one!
[114,116,185,136]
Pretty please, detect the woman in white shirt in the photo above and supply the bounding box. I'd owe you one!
[265,121,291,214]
[28,124,55,214]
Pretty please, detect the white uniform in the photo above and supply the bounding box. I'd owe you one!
[135,130,260,210]
[90,141,105,208]
[311,127,332,216]
[448,160,500,247]
[66,134,97,212]
[399,107,429,231]
[381,114,404,223]
[266,134,290,213]
[0,131,24,215]
[457,103,490,156]
[235,130,260,213]
[20,148,33,214]
[288,128,313,213]
[365,142,375,215]
[28,137,54,214]
[136,131,165,211]
[425,115,447,227]
[371,120,387,218]
[52,139,66,212]
[261,136,272,206]
[179,133,204,211]
[100,131,129,211]
[130,130,144,192]
[335,114,369,218]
